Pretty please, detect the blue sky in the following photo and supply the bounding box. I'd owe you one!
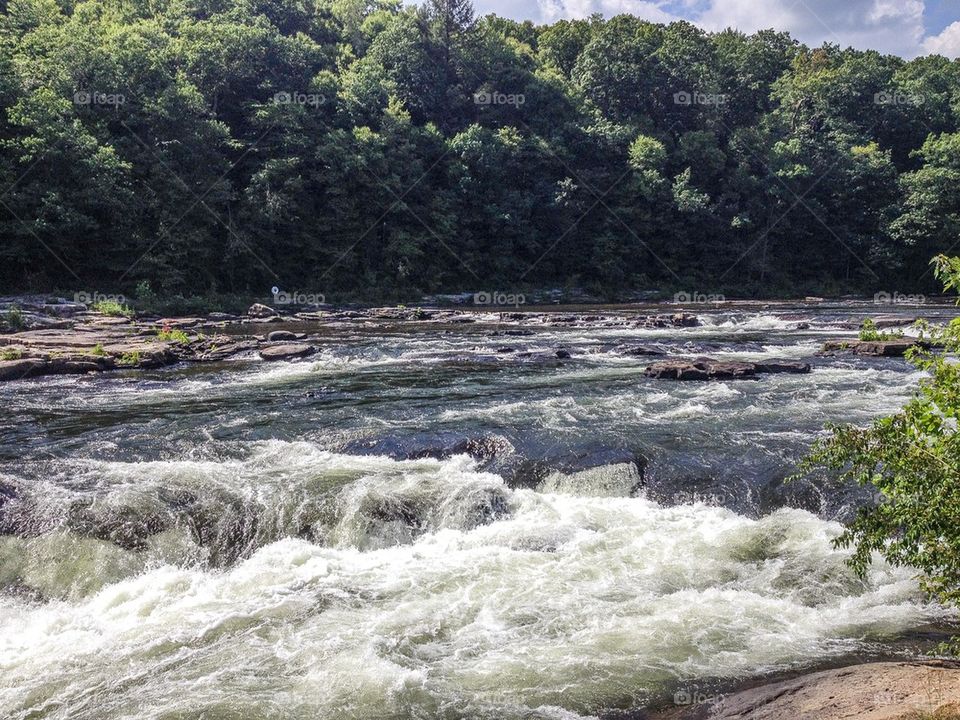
[468,0,960,58]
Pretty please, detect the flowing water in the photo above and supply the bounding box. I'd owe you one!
[0,302,956,719]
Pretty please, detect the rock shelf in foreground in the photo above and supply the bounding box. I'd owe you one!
[656,660,960,720]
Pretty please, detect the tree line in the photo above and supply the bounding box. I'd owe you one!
[1,0,959,302]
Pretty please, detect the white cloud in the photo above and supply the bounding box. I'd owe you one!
[493,0,957,59]
[697,0,926,56]
[922,20,960,57]
[536,0,681,24]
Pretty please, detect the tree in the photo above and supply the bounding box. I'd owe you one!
[796,255,960,650]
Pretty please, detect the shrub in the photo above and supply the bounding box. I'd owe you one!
[91,300,134,318]
[118,351,141,366]
[858,318,904,342]
[5,306,24,331]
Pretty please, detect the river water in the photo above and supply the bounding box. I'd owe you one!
[0,302,955,719]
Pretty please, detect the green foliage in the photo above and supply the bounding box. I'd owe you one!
[91,300,134,318]
[156,328,190,343]
[0,347,24,360]
[5,306,24,331]
[117,351,141,366]
[0,1,958,298]
[797,255,960,652]
[858,318,904,341]
[91,343,106,357]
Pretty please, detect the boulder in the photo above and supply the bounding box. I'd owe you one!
[258,344,317,361]
[555,349,571,359]
[247,303,276,319]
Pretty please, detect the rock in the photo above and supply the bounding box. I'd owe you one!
[621,345,666,356]
[644,358,811,381]
[639,312,701,329]
[555,349,571,359]
[258,344,317,361]
[47,360,103,375]
[266,330,300,342]
[645,358,755,380]
[753,360,811,374]
[247,303,276,318]
[657,661,960,720]
[0,359,46,381]
[496,347,515,354]
[821,339,921,356]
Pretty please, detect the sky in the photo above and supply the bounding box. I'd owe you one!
[469,0,960,58]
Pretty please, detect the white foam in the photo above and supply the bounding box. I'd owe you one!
[0,475,945,720]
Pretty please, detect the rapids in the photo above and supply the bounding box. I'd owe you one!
[0,302,955,719]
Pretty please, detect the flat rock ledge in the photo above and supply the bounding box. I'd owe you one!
[644,358,811,381]
[655,660,960,720]
[0,322,258,382]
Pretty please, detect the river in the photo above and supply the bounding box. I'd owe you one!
[0,301,955,719]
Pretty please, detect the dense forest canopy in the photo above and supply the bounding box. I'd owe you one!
[1,0,959,301]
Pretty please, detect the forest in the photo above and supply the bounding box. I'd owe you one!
[1,0,959,301]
